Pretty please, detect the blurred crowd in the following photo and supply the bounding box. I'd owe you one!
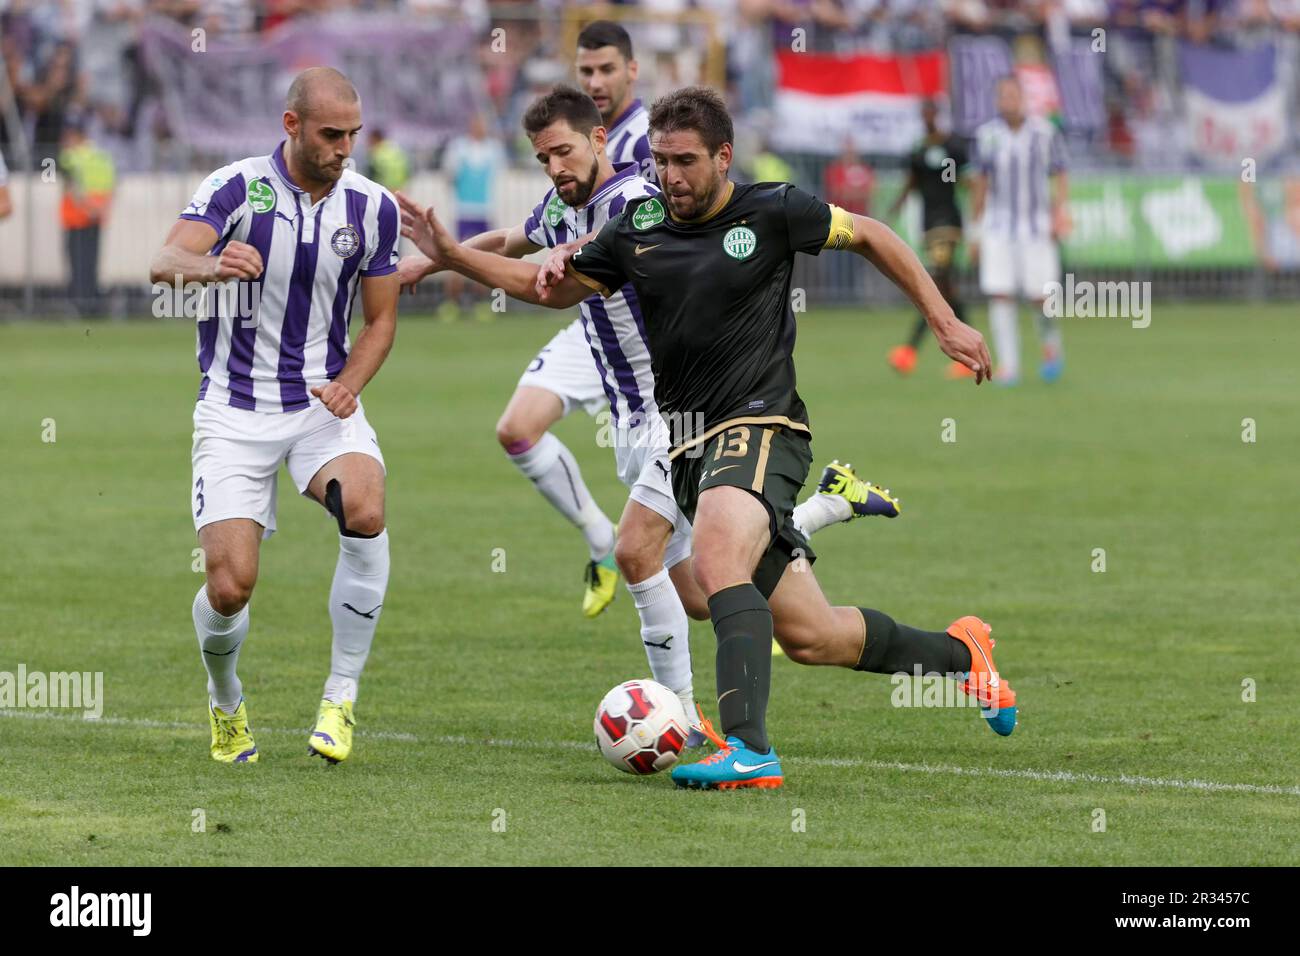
[2,0,1298,173]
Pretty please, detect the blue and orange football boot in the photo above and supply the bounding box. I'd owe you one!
[947,615,1018,736]
[1040,344,1064,383]
[816,460,901,519]
[671,714,784,790]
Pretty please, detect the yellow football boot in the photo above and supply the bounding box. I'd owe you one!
[308,698,356,764]
[583,554,620,618]
[209,699,258,764]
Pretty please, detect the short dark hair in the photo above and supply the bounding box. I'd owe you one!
[577,20,634,62]
[648,87,733,155]
[522,85,604,139]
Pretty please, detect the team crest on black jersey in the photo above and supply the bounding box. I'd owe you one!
[723,226,758,260]
[331,225,361,258]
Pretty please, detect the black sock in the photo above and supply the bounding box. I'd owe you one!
[853,608,972,675]
[907,314,928,349]
[709,583,774,753]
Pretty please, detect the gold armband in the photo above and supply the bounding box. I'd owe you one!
[825,204,855,250]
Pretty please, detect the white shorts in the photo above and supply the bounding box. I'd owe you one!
[517,318,607,418]
[980,237,1060,300]
[612,411,693,570]
[191,399,386,536]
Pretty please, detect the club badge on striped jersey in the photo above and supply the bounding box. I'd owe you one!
[246,179,276,214]
[723,226,757,260]
[544,193,567,227]
[330,225,361,258]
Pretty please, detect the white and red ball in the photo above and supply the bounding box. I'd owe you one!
[594,679,690,775]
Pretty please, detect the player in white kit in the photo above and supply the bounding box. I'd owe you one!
[150,68,399,765]
[969,75,1071,384]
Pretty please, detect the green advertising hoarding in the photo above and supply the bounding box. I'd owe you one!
[883,172,1262,268]
[1061,176,1255,267]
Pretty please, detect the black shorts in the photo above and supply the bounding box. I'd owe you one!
[923,225,962,271]
[671,421,815,598]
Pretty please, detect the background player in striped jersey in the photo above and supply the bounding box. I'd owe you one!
[150,67,399,765]
[400,21,655,621]
[576,21,655,185]
[398,88,897,737]
[969,75,1071,385]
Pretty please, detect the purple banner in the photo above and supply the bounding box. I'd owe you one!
[948,34,1103,136]
[140,14,485,160]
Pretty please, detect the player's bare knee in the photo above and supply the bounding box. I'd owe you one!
[614,533,659,583]
[692,553,745,599]
[324,478,384,537]
[207,571,253,616]
[495,414,543,453]
[344,504,385,537]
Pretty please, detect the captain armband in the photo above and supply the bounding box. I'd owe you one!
[824,204,855,250]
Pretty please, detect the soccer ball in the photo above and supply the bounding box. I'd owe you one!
[594,679,690,775]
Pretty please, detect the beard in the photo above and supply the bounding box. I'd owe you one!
[667,177,718,220]
[311,153,346,182]
[558,155,601,207]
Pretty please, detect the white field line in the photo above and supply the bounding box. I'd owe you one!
[3,709,1298,797]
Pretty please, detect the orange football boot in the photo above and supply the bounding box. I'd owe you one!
[887,344,917,375]
[946,615,1018,736]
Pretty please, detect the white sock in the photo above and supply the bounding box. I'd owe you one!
[627,567,693,702]
[508,432,614,560]
[989,298,1020,380]
[792,493,851,537]
[325,530,390,703]
[193,585,249,714]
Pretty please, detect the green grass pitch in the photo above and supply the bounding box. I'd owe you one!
[1,302,1296,866]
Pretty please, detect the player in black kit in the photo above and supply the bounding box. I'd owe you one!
[398,88,1018,791]
[886,100,975,378]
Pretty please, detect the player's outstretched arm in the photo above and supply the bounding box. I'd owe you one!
[535,232,598,300]
[312,272,398,419]
[395,191,588,310]
[846,213,992,382]
[396,223,540,293]
[149,219,263,285]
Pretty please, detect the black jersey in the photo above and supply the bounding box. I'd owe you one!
[909,135,968,231]
[568,180,847,456]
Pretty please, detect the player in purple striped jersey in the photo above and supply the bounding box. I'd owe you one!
[399,22,654,622]
[969,75,1071,385]
[576,21,655,186]
[150,68,399,765]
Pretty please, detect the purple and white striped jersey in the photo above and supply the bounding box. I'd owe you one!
[973,116,1066,241]
[605,98,655,186]
[524,162,658,427]
[178,142,399,413]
